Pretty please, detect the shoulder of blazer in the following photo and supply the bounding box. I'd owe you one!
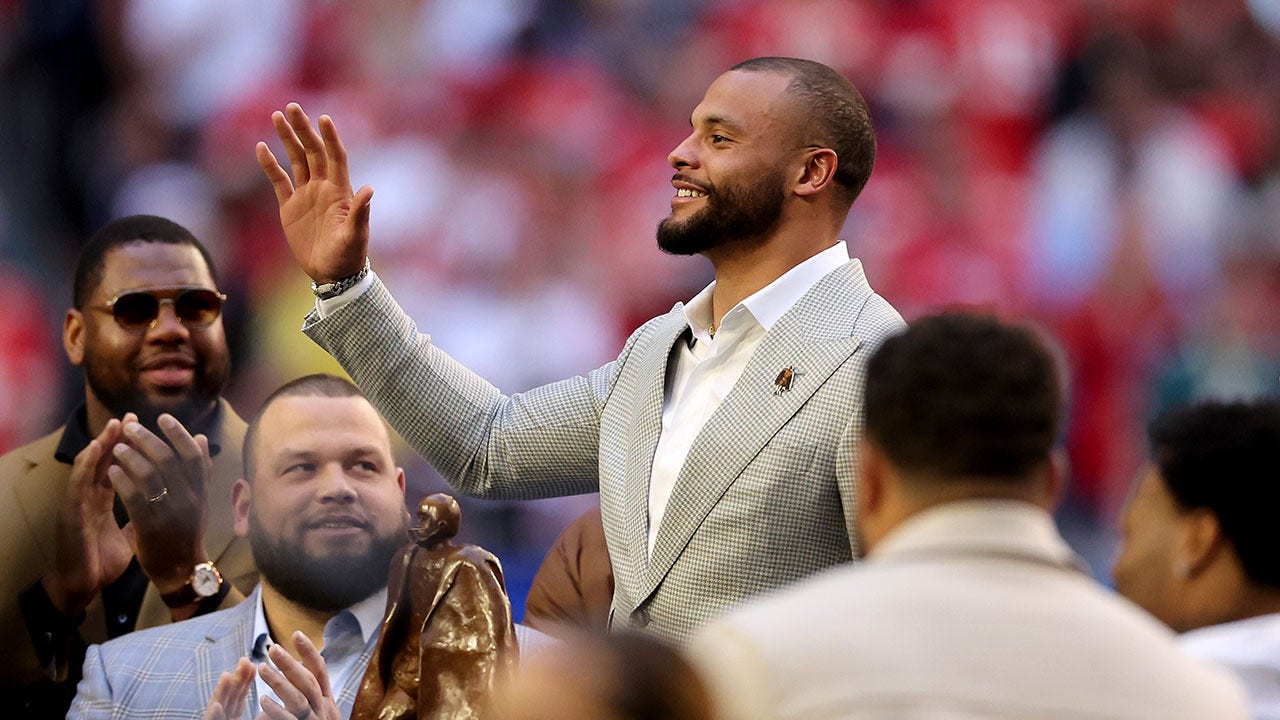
[0,428,65,478]
[814,260,905,338]
[99,586,258,662]
[212,399,247,461]
[620,304,686,355]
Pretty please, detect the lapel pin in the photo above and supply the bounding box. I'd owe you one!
[774,366,801,396]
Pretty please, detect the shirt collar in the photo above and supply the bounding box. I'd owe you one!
[682,241,849,343]
[345,587,390,646]
[53,401,226,465]
[870,499,1089,575]
[251,585,389,658]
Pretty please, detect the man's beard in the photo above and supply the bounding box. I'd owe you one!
[250,512,408,613]
[656,167,787,256]
[84,356,229,432]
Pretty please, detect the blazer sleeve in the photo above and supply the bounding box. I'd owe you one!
[65,643,112,720]
[302,275,646,501]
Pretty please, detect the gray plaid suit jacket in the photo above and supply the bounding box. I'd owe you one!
[305,258,904,642]
[68,588,377,719]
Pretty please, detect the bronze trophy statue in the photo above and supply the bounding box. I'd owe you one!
[352,493,519,720]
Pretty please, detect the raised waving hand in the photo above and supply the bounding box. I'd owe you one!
[256,104,372,284]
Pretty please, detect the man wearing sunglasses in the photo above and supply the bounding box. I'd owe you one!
[0,215,257,718]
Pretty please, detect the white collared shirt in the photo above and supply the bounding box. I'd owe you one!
[647,242,850,553]
[250,587,388,713]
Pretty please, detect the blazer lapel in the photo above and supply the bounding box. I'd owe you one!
[192,590,258,719]
[645,262,873,593]
[11,434,65,571]
[204,400,247,564]
[614,309,689,598]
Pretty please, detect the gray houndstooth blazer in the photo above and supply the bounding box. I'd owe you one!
[67,587,377,719]
[304,259,905,643]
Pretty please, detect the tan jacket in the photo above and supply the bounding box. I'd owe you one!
[523,505,614,636]
[0,399,256,687]
[690,501,1251,720]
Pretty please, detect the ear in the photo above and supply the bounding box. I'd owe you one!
[857,438,888,518]
[1036,449,1070,512]
[1177,508,1223,578]
[395,467,406,495]
[793,147,838,198]
[231,478,252,538]
[64,309,86,366]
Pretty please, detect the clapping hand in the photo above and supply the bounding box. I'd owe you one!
[108,413,213,607]
[43,416,135,616]
[204,658,255,720]
[256,632,343,720]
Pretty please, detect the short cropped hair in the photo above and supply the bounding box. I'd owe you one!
[242,373,368,481]
[864,312,1063,482]
[1150,398,1280,588]
[74,215,219,308]
[731,56,876,205]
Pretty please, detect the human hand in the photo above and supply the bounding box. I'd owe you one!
[256,632,343,720]
[108,413,213,596]
[257,103,372,284]
[204,657,256,720]
[42,417,133,617]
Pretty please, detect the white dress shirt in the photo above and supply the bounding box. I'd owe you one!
[647,242,850,553]
[250,587,387,714]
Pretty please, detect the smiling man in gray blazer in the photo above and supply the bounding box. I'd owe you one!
[256,57,904,643]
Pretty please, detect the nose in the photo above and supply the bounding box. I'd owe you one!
[145,300,190,340]
[317,464,358,504]
[668,132,699,169]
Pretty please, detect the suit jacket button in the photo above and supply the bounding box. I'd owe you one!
[632,608,650,627]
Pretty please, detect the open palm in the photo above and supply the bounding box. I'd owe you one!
[256,103,373,283]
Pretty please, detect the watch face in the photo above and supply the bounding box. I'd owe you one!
[193,565,222,597]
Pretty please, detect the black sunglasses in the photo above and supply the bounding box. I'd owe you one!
[100,287,227,333]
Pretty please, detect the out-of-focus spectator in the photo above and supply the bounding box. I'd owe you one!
[1113,397,1280,720]
[689,313,1249,719]
[492,630,715,720]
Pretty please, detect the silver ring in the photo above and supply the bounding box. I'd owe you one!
[146,487,169,503]
[294,708,312,720]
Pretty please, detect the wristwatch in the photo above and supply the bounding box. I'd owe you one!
[311,257,371,299]
[161,561,225,608]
